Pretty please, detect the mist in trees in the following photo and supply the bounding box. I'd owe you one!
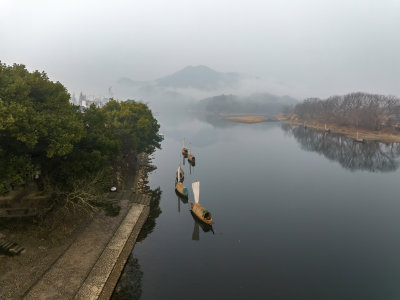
[291,92,400,130]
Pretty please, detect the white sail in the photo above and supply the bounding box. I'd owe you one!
[192,181,200,204]
[177,166,181,181]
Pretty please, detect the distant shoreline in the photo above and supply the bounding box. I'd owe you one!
[276,114,400,143]
[220,114,276,123]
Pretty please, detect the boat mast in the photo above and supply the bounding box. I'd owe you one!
[177,165,181,182]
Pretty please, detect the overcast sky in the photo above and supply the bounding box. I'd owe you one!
[1,0,400,98]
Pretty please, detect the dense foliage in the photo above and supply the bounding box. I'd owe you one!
[0,62,160,195]
[292,92,400,130]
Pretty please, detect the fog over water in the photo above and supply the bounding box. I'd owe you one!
[2,0,400,99]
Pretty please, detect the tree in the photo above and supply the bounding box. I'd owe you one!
[0,62,84,192]
[102,99,160,154]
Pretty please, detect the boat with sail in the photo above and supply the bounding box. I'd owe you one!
[190,181,213,225]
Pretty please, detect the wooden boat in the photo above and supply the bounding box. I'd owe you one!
[176,161,184,182]
[187,143,196,164]
[354,131,365,143]
[182,138,188,156]
[324,123,330,133]
[175,181,188,198]
[190,211,214,233]
[190,181,213,225]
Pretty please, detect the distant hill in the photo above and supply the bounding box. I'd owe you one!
[117,65,242,91]
[155,65,241,90]
[196,93,298,117]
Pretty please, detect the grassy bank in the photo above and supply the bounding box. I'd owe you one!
[277,114,400,143]
[221,114,276,123]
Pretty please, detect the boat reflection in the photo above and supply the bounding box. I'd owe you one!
[189,162,195,175]
[281,124,400,172]
[190,211,214,241]
[175,191,188,213]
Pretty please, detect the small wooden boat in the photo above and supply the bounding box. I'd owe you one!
[190,181,213,225]
[176,161,184,182]
[187,143,196,164]
[182,138,188,156]
[354,131,365,143]
[175,181,188,198]
[324,123,330,133]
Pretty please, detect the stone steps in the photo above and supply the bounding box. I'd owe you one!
[0,239,25,255]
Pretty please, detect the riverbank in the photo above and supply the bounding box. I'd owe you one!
[221,114,276,123]
[277,114,400,143]
[0,153,154,299]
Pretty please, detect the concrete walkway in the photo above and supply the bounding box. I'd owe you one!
[23,194,150,300]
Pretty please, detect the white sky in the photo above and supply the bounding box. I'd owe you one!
[1,0,400,98]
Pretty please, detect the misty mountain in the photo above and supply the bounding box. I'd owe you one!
[117,77,146,87]
[118,65,242,91]
[196,93,298,117]
[155,65,241,90]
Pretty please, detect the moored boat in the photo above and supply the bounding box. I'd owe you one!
[190,181,213,225]
[324,123,331,133]
[354,131,365,143]
[176,161,184,182]
[182,138,188,156]
[175,181,188,198]
[187,143,196,164]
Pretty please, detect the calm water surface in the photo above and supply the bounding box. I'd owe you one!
[113,113,400,300]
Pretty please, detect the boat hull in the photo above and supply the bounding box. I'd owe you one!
[176,167,184,182]
[190,202,213,225]
[188,154,195,164]
[175,182,188,198]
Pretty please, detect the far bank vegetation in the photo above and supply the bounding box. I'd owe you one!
[284,92,400,131]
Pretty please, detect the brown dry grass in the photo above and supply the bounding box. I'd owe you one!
[278,114,400,143]
[222,115,271,123]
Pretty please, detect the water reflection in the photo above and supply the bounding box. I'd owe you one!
[137,187,162,243]
[190,211,214,241]
[282,124,400,172]
[175,191,188,213]
[111,255,143,300]
[189,162,195,175]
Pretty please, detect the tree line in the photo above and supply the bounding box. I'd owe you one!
[287,92,400,130]
[0,62,160,200]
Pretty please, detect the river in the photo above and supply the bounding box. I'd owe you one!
[112,112,400,300]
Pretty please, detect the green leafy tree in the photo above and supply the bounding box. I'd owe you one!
[0,62,84,191]
[102,99,160,154]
